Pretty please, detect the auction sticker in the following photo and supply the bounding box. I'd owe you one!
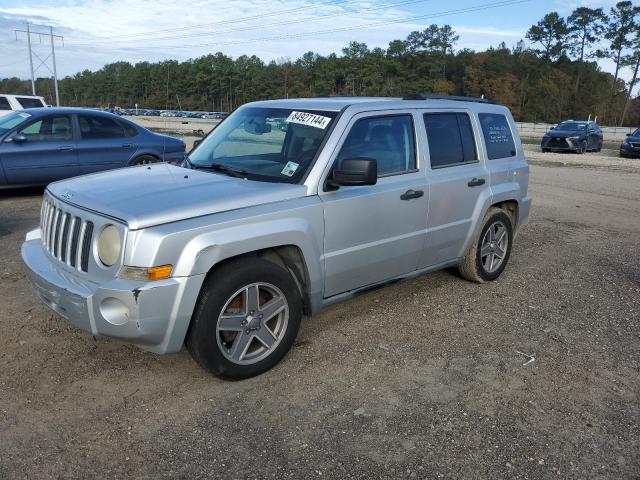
[286,111,331,129]
[281,161,300,177]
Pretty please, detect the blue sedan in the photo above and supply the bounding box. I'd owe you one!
[0,108,185,188]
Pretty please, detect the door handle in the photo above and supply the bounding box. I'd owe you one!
[467,178,486,187]
[400,189,424,200]
[122,143,134,149]
[58,146,74,152]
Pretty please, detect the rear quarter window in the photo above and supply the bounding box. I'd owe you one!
[478,113,516,160]
[16,97,46,109]
[0,97,10,110]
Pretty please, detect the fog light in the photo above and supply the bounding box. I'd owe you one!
[99,297,130,326]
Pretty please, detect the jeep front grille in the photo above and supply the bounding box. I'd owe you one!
[41,198,94,272]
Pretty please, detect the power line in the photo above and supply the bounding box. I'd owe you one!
[81,0,529,52]
[68,0,435,46]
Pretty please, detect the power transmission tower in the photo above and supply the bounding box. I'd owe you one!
[14,23,64,107]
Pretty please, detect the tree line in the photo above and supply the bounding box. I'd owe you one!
[2,1,640,126]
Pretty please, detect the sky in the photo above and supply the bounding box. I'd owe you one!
[0,0,631,84]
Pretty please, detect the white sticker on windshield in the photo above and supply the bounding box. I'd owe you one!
[17,112,31,118]
[286,111,331,129]
[281,161,299,177]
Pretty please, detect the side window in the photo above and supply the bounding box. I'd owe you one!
[0,97,10,110]
[19,115,73,141]
[78,115,126,139]
[337,115,416,176]
[16,97,46,109]
[424,113,477,168]
[478,113,516,160]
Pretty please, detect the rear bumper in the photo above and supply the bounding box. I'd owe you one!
[519,196,532,227]
[22,228,204,353]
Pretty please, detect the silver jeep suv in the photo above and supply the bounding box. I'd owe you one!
[22,96,531,379]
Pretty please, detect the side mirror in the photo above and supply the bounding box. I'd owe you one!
[9,133,27,143]
[626,133,631,137]
[331,158,377,187]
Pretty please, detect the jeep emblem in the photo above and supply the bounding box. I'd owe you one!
[61,190,73,200]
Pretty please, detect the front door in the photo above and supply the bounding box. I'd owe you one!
[418,111,490,268]
[320,112,429,298]
[0,113,78,185]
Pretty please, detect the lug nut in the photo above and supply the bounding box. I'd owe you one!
[245,329,250,334]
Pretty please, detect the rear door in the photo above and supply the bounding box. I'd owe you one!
[76,113,138,174]
[418,110,490,268]
[0,113,79,185]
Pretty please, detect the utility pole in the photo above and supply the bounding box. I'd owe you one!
[50,26,60,107]
[26,23,35,95]
[14,23,63,106]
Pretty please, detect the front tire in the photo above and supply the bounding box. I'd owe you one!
[578,140,587,154]
[458,208,514,283]
[186,258,302,380]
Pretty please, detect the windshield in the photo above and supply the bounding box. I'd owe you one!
[188,107,337,182]
[0,112,31,133]
[556,122,587,132]
[632,128,640,137]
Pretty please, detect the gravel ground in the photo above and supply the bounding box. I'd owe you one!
[523,144,640,173]
[0,157,639,479]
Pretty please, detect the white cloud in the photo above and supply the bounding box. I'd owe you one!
[0,0,633,84]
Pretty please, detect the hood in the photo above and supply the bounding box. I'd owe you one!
[47,164,308,229]
[546,130,585,138]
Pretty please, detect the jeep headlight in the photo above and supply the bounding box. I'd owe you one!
[97,224,121,267]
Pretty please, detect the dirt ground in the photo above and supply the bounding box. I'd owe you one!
[1,153,639,479]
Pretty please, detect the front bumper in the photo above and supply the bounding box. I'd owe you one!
[22,229,205,353]
[541,137,581,152]
[620,144,640,157]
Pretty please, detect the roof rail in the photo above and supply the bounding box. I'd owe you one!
[403,93,496,104]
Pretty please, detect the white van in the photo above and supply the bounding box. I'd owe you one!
[0,94,48,117]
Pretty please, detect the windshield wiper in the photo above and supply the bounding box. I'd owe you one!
[194,162,248,178]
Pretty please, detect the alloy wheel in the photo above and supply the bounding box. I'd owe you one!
[215,282,289,365]
[480,221,509,273]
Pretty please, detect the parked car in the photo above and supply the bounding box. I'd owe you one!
[21,96,531,379]
[619,128,640,158]
[0,108,185,187]
[143,110,161,116]
[541,120,603,153]
[0,94,47,118]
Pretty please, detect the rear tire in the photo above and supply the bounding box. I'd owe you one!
[131,155,158,166]
[458,208,514,283]
[186,258,302,380]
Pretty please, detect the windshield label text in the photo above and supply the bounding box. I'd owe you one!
[286,111,331,129]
